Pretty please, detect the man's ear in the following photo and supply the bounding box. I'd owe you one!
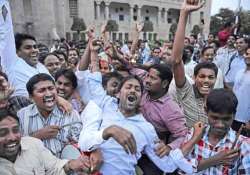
[162,80,169,89]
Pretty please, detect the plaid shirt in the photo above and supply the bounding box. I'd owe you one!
[181,127,250,175]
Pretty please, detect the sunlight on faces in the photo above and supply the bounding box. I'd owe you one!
[0,117,21,160]
[56,75,74,100]
[201,48,215,63]
[106,77,121,97]
[17,39,39,67]
[44,55,61,77]
[208,111,234,137]
[118,78,142,112]
[144,68,167,94]
[30,80,57,115]
[194,68,216,96]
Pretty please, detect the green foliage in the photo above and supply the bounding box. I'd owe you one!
[191,25,201,36]
[210,8,250,35]
[71,17,86,33]
[143,21,154,32]
[106,20,119,32]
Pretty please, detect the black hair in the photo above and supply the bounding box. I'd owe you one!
[40,53,60,64]
[152,47,161,52]
[54,69,78,89]
[26,73,55,95]
[15,33,36,51]
[117,75,143,93]
[184,45,194,54]
[0,109,19,123]
[53,50,68,62]
[194,62,218,77]
[68,48,80,57]
[149,64,173,83]
[201,46,215,56]
[206,89,238,114]
[102,72,124,88]
[0,71,8,81]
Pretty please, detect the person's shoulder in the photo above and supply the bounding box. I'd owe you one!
[17,104,35,117]
[21,136,44,149]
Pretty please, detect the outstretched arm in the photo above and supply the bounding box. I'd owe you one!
[78,27,95,71]
[172,0,204,88]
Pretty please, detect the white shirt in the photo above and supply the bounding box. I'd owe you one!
[0,0,51,97]
[79,100,197,175]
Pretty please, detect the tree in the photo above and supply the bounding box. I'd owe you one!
[71,17,86,40]
[142,21,154,32]
[210,8,250,35]
[191,25,201,36]
[105,20,119,32]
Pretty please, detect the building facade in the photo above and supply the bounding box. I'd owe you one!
[9,0,212,45]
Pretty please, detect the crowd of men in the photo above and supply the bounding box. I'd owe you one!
[0,0,250,174]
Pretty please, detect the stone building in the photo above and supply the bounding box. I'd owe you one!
[9,0,212,45]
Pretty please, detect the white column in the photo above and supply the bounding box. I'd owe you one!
[138,7,141,22]
[158,8,161,24]
[130,6,134,23]
[96,3,101,20]
[165,9,168,23]
[105,3,110,19]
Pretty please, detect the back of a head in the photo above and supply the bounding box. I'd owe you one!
[15,33,36,52]
[26,73,54,95]
[194,62,218,77]
[206,89,238,115]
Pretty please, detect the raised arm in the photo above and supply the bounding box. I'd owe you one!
[78,27,95,71]
[131,22,144,55]
[172,0,204,88]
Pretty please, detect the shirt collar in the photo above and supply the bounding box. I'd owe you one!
[203,126,236,147]
[145,92,170,104]
[30,104,63,119]
[126,113,146,122]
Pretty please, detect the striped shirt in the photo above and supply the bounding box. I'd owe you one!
[176,79,207,128]
[180,127,250,175]
[17,104,82,157]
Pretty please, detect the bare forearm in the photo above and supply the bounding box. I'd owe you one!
[90,51,100,72]
[180,137,197,156]
[131,32,140,55]
[78,41,91,71]
[197,156,219,172]
[172,10,189,64]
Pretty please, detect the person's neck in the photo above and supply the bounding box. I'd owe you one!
[227,45,235,50]
[118,106,137,118]
[38,108,52,119]
[208,129,226,146]
[238,51,245,56]
[148,90,167,100]
[246,66,250,71]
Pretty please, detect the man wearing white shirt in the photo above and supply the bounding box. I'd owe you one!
[0,1,51,97]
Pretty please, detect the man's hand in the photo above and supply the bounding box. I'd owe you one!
[154,140,172,158]
[101,21,108,34]
[32,125,60,140]
[103,125,137,154]
[181,0,205,13]
[214,149,240,166]
[192,122,206,143]
[89,149,103,173]
[87,26,95,39]
[57,96,72,114]
[65,155,91,174]
[136,22,144,33]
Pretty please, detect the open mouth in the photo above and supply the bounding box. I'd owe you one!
[57,90,65,97]
[127,95,137,103]
[5,142,19,152]
[43,96,55,107]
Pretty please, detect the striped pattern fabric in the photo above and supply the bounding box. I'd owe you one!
[180,127,250,175]
[17,104,82,157]
[176,80,208,128]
